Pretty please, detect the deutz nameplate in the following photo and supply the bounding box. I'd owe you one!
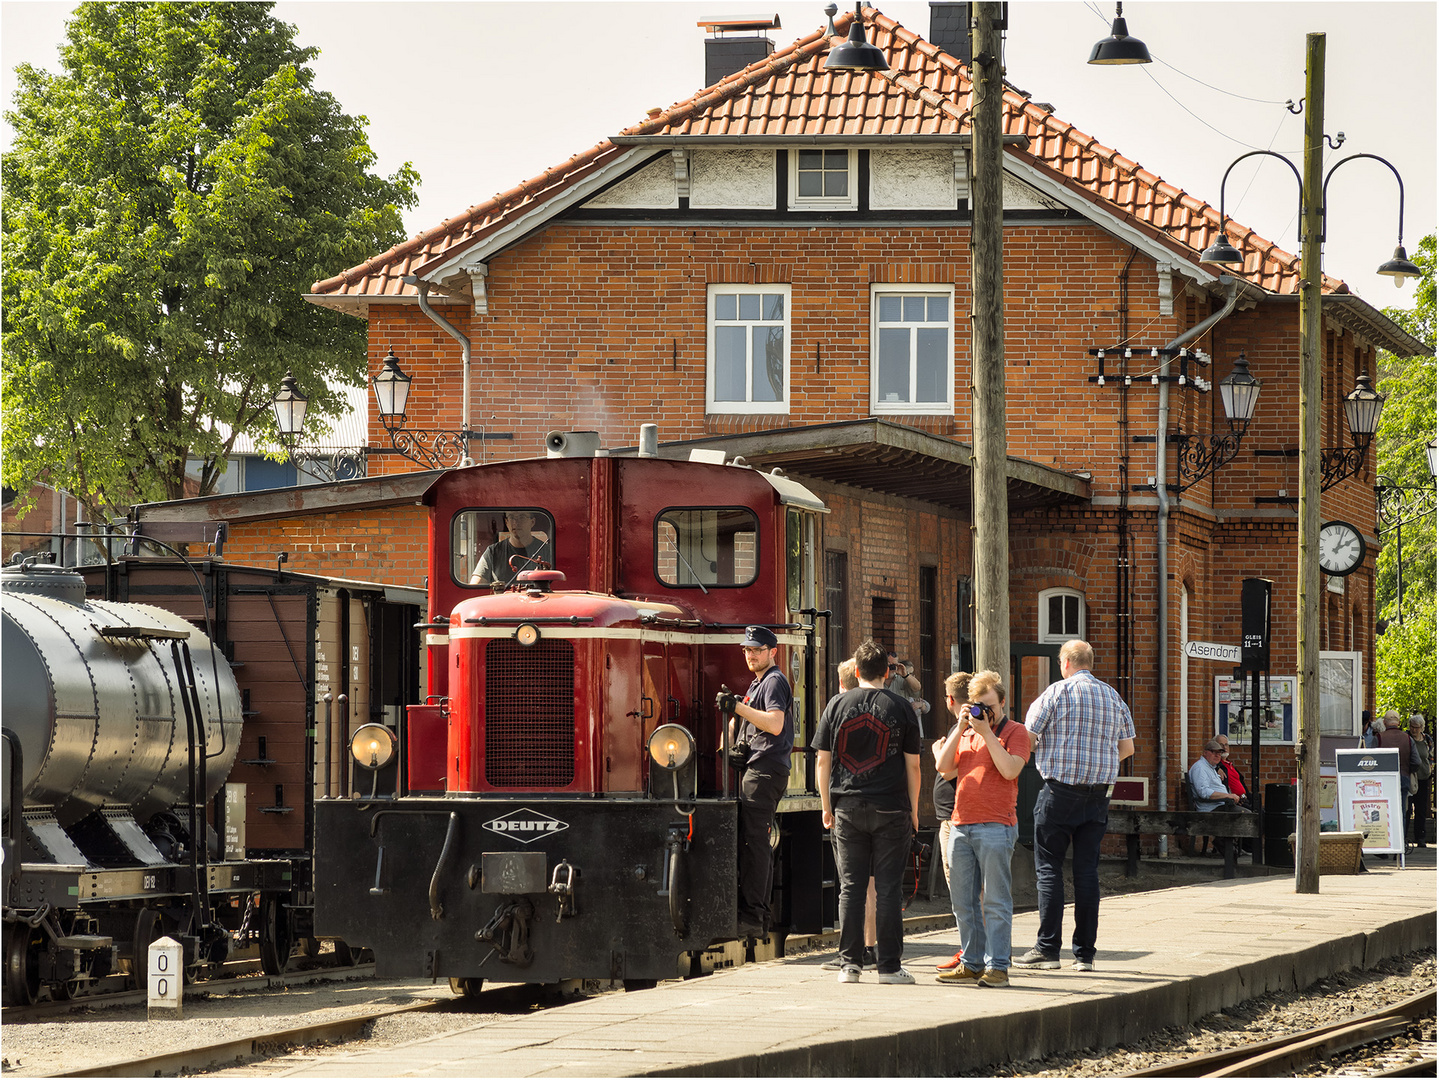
[482,808,570,844]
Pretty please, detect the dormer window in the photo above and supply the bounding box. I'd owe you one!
[789,148,858,210]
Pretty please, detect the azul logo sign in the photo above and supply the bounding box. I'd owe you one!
[1356,757,1379,771]
[482,808,570,844]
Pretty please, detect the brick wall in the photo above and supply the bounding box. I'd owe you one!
[219,506,429,588]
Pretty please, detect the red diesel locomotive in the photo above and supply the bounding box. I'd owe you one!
[313,440,835,988]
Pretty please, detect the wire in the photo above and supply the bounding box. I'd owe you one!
[1081,2,1288,105]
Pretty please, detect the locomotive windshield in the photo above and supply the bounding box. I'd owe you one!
[453,508,556,587]
[655,508,758,587]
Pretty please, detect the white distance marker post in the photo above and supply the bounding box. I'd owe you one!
[148,935,183,1019]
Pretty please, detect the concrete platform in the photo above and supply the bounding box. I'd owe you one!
[275,852,1436,1077]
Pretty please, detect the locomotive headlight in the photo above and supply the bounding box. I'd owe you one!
[514,623,541,647]
[350,723,397,771]
[647,724,695,771]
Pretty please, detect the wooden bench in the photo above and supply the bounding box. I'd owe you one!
[1106,809,1262,880]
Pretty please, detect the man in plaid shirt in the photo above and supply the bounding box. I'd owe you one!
[1014,639,1135,972]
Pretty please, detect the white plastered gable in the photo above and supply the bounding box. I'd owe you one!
[585,156,679,209]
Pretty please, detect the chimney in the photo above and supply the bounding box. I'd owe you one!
[929,2,971,65]
[699,15,780,85]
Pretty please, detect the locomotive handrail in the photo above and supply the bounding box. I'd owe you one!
[414,620,453,630]
[2,728,22,904]
[703,622,808,632]
[460,615,596,626]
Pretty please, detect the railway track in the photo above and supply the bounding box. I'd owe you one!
[1121,988,1436,1078]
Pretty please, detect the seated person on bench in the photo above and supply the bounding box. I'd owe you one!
[1213,735,1250,808]
[1189,740,1249,814]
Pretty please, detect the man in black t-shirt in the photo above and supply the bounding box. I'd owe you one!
[816,639,923,984]
[725,625,794,936]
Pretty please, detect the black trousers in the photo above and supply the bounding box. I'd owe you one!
[737,766,787,926]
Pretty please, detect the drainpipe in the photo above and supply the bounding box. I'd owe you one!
[1154,277,1242,846]
[402,274,474,467]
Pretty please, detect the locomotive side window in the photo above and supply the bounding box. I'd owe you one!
[452,508,556,587]
[656,508,759,587]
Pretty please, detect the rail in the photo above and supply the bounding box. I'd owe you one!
[1121,987,1435,1077]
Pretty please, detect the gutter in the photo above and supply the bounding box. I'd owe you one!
[403,274,474,467]
[1153,276,1242,845]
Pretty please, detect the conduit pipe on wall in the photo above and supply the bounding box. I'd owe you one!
[1154,276,1242,844]
[403,274,474,467]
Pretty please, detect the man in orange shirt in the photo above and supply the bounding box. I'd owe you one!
[933,670,1032,988]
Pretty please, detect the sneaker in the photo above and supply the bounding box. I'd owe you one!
[935,965,984,985]
[877,967,915,984]
[1013,948,1060,969]
[820,955,844,971]
[935,952,968,971]
[1072,959,1094,972]
[861,946,878,970]
[837,965,861,984]
[977,968,1010,987]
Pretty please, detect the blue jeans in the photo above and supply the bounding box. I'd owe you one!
[1032,781,1109,964]
[833,800,912,974]
[947,821,1018,971]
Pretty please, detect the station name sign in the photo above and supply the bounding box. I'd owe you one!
[1183,640,1241,663]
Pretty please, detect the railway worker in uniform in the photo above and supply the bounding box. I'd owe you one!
[934,670,1031,987]
[815,639,923,985]
[722,625,794,937]
[469,511,550,587]
[1015,639,1135,973]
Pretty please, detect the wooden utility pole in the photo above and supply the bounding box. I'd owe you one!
[1295,32,1325,894]
[970,2,1010,676]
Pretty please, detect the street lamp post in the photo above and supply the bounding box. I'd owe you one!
[1198,35,1419,893]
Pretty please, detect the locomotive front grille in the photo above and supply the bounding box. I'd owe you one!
[484,638,576,787]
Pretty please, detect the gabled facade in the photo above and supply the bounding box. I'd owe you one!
[250,4,1425,812]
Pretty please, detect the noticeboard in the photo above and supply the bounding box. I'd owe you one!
[1215,675,1295,745]
[1335,748,1404,856]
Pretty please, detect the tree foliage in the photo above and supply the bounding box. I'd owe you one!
[2,2,417,521]
[1374,233,1436,716]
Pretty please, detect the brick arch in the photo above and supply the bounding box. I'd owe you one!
[1010,533,1097,641]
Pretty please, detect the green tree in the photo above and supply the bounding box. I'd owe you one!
[2,2,417,522]
[1374,233,1436,715]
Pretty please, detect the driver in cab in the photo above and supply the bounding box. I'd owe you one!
[469,511,551,588]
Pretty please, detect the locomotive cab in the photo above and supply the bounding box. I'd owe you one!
[314,451,831,987]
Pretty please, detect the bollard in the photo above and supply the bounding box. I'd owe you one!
[148,935,183,1019]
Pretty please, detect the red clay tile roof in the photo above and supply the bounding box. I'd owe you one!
[309,6,1342,304]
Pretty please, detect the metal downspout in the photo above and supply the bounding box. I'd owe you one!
[1155,277,1242,843]
[405,276,474,467]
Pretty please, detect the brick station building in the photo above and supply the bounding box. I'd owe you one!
[137,6,1426,819]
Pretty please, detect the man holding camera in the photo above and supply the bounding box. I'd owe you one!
[933,671,1031,988]
[717,625,794,937]
[815,640,923,985]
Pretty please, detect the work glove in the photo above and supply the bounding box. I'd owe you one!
[715,687,737,716]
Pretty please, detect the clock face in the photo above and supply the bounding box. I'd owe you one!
[1318,520,1366,577]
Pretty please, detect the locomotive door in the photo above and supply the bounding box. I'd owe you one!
[785,507,820,794]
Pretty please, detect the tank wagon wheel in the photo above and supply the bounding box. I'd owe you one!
[302,936,321,959]
[3,922,43,1006]
[257,895,293,976]
[448,976,485,997]
[329,940,355,966]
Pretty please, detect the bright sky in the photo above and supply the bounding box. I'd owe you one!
[3,1,1435,313]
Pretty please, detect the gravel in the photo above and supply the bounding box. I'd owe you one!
[959,949,1436,1077]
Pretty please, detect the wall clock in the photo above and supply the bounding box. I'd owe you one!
[1318,520,1366,577]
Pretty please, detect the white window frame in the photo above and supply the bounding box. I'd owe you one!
[787,148,858,211]
[706,284,792,415]
[869,284,956,415]
[1038,588,1085,643]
